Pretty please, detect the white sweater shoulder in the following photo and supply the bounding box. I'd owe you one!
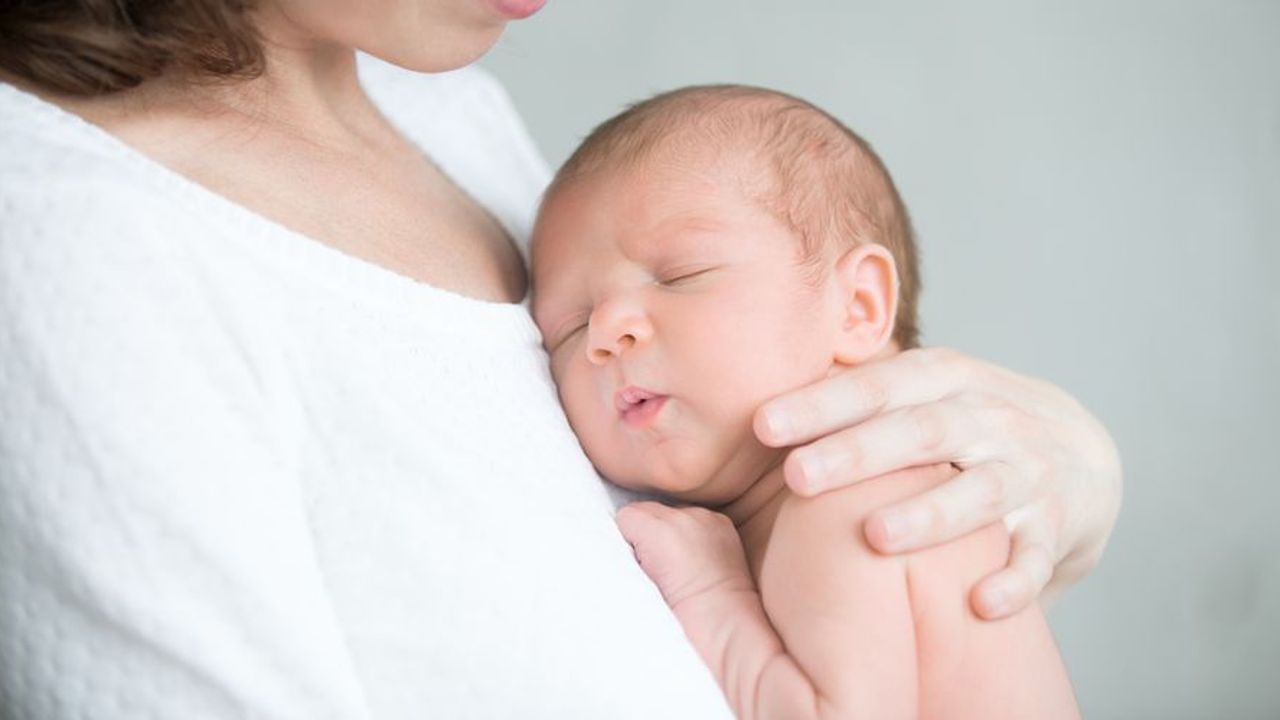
[0,102,377,719]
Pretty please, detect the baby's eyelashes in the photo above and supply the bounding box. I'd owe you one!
[655,265,719,287]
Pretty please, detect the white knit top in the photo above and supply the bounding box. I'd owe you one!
[0,56,731,719]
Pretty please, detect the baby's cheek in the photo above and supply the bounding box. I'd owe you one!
[558,376,599,440]
[700,353,791,419]
[558,377,631,477]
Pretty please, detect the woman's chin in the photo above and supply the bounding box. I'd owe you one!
[362,22,508,74]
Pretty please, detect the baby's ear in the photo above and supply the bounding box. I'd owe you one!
[830,243,899,364]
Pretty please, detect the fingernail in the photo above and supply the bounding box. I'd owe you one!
[879,507,928,547]
[795,452,827,493]
[879,512,911,545]
[880,512,911,540]
[982,586,1011,616]
[761,406,792,443]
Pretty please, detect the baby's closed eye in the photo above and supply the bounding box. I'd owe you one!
[655,265,721,287]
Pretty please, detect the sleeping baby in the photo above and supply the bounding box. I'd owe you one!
[530,84,1080,719]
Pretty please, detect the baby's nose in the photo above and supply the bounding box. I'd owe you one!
[589,332,638,364]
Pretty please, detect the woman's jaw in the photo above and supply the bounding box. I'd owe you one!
[256,0,545,75]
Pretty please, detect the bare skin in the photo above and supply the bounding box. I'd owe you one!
[6,11,525,306]
[618,465,1082,720]
[534,147,1081,716]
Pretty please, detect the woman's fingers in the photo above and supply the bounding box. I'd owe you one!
[755,347,973,448]
[782,399,989,496]
[970,514,1058,619]
[863,461,1033,553]
[750,342,1122,613]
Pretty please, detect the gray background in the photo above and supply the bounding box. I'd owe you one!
[484,1,1280,718]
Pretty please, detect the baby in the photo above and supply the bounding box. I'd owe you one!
[530,85,1080,719]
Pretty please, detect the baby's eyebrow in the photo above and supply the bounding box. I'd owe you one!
[653,215,728,237]
[628,216,732,258]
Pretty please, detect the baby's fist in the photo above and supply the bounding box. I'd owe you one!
[616,502,755,609]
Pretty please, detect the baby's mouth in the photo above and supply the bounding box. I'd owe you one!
[615,386,669,428]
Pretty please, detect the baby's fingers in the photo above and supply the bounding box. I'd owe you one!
[616,502,676,553]
[970,520,1057,620]
[616,503,748,606]
[617,504,691,600]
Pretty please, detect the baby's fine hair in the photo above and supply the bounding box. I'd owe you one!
[549,85,922,349]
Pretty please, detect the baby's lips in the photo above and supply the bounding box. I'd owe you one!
[615,385,662,413]
[619,394,669,429]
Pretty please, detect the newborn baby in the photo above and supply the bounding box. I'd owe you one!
[530,85,1080,719]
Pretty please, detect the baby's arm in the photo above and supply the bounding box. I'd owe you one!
[617,496,921,718]
[618,463,1080,719]
[763,463,1081,718]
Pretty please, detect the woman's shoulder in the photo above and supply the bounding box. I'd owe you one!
[0,151,193,289]
[1,81,188,219]
[0,85,217,321]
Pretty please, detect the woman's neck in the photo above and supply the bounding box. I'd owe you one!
[221,8,382,146]
[35,8,395,156]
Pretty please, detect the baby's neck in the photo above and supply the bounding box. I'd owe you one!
[718,459,792,582]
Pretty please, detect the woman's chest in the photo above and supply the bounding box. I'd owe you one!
[285,153,527,302]
[171,124,529,303]
[48,75,534,304]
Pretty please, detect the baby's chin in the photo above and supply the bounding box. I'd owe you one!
[602,451,751,506]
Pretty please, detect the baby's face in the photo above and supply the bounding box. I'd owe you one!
[531,156,844,503]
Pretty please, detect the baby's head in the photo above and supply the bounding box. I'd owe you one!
[531,85,919,505]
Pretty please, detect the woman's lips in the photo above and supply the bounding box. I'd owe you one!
[490,0,546,19]
[616,386,669,428]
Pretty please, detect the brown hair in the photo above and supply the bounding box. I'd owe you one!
[549,85,923,349]
[0,0,264,96]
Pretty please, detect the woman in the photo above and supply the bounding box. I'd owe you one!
[0,0,1121,717]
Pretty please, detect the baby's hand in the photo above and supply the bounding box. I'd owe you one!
[618,502,816,720]
[616,502,755,609]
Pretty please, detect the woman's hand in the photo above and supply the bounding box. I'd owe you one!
[753,347,1123,620]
